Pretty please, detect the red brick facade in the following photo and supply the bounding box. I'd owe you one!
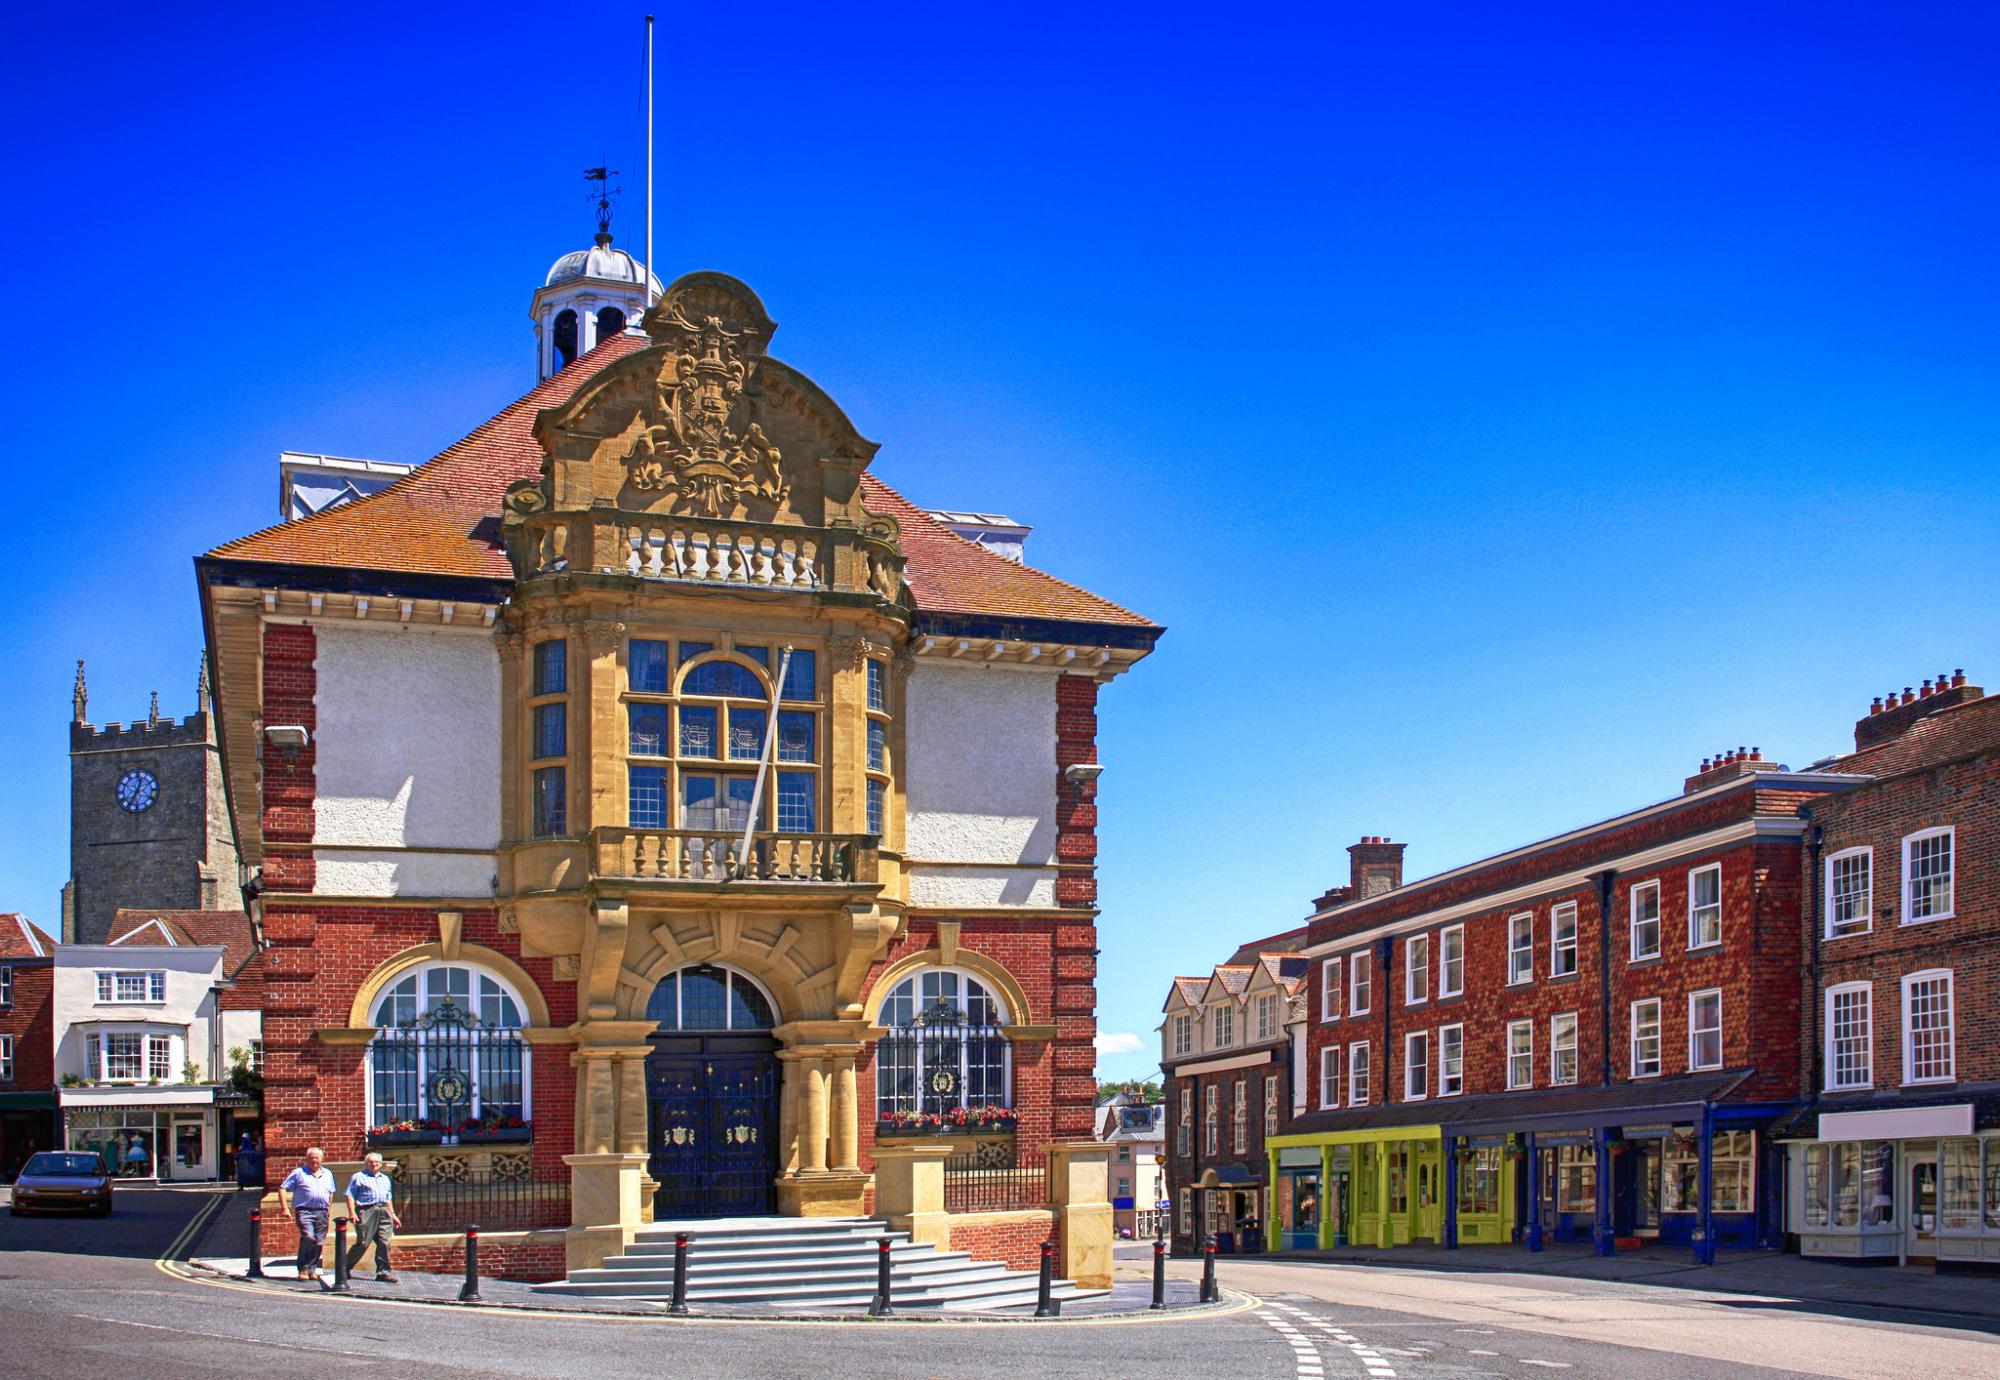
[1303,785,1833,1121]
[1806,691,2000,1098]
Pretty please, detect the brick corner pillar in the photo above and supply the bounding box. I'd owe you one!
[1054,675,1099,909]
[259,622,318,893]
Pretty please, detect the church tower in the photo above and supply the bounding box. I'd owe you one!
[528,168,660,380]
[63,658,240,943]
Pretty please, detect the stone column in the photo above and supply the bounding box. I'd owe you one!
[801,1056,828,1173]
[1045,1139,1113,1289]
[563,1150,651,1273]
[829,1052,858,1171]
[776,1051,802,1176]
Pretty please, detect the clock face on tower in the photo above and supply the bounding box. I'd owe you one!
[116,769,159,813]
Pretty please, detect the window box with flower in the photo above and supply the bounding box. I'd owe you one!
[456,1114,533,1144]
[368,1119,447,1146]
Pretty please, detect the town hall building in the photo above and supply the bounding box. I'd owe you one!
[197,232,1159,1277]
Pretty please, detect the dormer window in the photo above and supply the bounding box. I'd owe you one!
[1212,1004,1234,1048]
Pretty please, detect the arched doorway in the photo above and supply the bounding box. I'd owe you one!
[645,963,779,1218]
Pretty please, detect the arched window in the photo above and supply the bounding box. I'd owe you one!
[875,970,1011,1128]
[553,309,579,369]
[596,305,627,341]
[646,963,776,1031]
[367,964,529,1136]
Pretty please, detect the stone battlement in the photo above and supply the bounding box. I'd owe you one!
[71,712,212,751]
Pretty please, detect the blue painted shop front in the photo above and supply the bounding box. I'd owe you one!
[1447,1100,1791,1264]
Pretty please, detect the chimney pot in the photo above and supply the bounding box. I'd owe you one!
[1953,669,1966,687]
[1903,687,1916,705]
[1699,758,1710,771]
[1870,698,1882,715]
[1752,747,1761,759]
[1921,679,1934,698]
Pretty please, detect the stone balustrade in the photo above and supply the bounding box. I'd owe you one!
[595,827,877,885]
[507,509,903,601]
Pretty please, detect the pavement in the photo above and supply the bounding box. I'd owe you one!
[1228,1239,2000,1324]
[3,1186,1998,1378]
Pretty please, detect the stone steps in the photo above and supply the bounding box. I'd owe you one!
[533,1215,1103,1312]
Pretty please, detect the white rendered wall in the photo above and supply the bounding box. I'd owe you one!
[312,622,500,897]
[51,945,224,1082]
[904,661,1057,909]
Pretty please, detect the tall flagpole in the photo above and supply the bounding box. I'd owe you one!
[645,14,656,308]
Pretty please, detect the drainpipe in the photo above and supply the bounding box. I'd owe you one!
[1376,936,1393,1099]
[1595,870,1616,1087]
[1803,813,1825,1100]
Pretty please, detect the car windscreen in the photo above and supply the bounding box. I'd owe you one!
[22,1152,104,1177]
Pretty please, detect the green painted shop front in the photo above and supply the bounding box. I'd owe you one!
[1268,1124,1517,1250]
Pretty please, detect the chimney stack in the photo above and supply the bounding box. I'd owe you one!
[1854,670,1984,752]
[1347,835,1407,901]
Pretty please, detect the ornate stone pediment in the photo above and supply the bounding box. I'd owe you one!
[623,287,785,515]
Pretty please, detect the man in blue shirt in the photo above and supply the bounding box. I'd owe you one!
[277,1147,335,1284]
[343,1152,402,1283]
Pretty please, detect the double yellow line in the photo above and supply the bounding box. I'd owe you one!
[158,1189,232,1265]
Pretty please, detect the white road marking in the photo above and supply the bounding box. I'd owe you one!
[1266,1302,1399,1379]
[1469,1349,1499,1356]
[1521,1362,1573,1369]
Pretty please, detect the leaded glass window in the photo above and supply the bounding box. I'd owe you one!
[367,964,527,1130]
[645,964,775,1031]
[873,970,1011,1122]
[627,703,667,757]
[629,765,669,828]
[533,703,566,759]
[630,639,670,693]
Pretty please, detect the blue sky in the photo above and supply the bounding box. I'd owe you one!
[3,5,1996,1082]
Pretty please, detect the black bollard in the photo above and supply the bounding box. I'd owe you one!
[867,1235,896,1317]
[668,1232,690,1315]
[1200,1234,1219,1304]
[329,1218,353,1292]
[458,1226,482,1302]
[1034,1237,1060,1318]
[246,1207,265,1279]
[1150,1236,1167,1309]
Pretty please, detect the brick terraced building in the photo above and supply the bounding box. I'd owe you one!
[0,915,57,1178]
[197,251,1158,1280]
[1160,931,1306,1256]
[1784,674,2000,1264]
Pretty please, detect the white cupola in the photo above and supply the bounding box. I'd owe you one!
[530,174,662,380]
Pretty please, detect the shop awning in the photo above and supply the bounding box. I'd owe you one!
[1278,1069,1766,1142]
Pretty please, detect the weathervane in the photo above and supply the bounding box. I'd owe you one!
[585,164,622,246]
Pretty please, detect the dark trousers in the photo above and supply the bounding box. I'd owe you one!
[294,1207,329,1276]
[345,1206,394,1274]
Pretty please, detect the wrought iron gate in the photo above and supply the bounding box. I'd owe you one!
[646,1044,778,1218]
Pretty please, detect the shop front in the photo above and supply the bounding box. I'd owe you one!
[60,1088,219,1182]
[1791,1103,2000,1264]
[1195,1163,1266,1253]
[1265,1123,1448,1251]
[0,1092,59,1181]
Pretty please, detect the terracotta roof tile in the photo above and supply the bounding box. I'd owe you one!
[109,909,258,979]
[205,336,1156,635]
[859,474,1156,631]
[207,335,649,581]
[0,913,49,959]
[1212,966,1252,997]
[1831,694,2000,779]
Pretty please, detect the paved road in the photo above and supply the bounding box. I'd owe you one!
[4,1191,1998,1378]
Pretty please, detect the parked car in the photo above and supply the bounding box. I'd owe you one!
[9,1152,113,1217]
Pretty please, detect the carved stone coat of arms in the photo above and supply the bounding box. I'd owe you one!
[624,306,786,516]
